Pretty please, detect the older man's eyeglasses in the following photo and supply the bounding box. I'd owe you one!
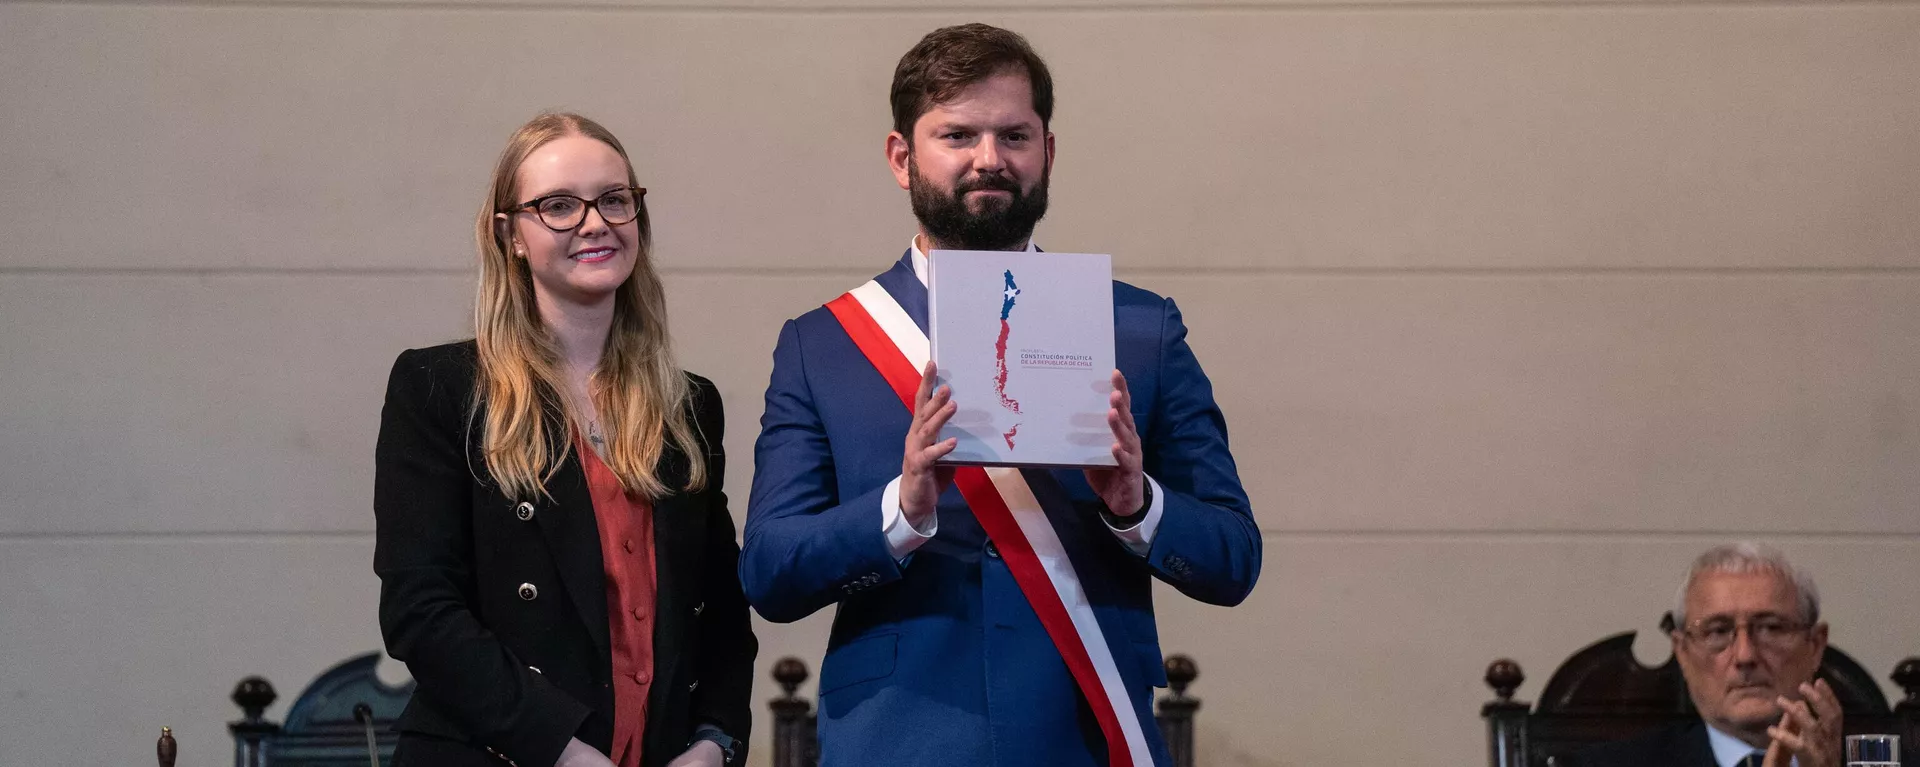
[1676,617,1812,654]
[509,187,646,232]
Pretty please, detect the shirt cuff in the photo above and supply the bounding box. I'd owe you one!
[881,475,938,562]
[1103,475,1165,557]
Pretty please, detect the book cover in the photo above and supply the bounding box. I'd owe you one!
[928,250,1117,468]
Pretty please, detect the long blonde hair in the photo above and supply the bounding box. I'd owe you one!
[472,112,705,500]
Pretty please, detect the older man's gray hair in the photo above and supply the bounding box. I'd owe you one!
[1671,542,1821,628]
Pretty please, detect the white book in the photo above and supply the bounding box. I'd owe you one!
[928,249,1117,468]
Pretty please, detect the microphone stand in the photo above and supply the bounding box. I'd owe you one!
[352,703,380,767]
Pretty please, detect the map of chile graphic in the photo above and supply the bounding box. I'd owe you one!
[994,269,1024,449]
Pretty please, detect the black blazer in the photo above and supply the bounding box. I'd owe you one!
[374,341,755,767]
[1569,720,1719,767]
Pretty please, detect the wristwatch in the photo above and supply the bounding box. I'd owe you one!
[692,730,742,766]
[1100,478,1152,531]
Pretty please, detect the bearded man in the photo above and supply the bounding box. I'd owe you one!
[739,22,1262,767]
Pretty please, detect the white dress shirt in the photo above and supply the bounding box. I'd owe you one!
[1706,723,1793,767]
[879,237,1167,561]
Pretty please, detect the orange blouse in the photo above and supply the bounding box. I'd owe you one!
[578,438,657,767]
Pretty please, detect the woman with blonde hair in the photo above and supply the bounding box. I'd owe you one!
[375,112,754,767]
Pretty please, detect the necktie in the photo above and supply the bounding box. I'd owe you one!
[1738,754,1764,767]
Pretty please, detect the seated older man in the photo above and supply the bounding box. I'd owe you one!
[1577,543,1843,767]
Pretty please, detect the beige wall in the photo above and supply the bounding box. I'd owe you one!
[3,1,1918,765]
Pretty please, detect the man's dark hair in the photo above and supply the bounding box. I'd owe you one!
[890,23,1054,142]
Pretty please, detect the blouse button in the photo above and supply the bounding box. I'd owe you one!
[632,671,651,684]
[632,607,647,622]
[517,583,538,601]
[623,539,635,554]
[514,502,535,522]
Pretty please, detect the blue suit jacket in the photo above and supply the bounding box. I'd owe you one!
[741,252,1261,767]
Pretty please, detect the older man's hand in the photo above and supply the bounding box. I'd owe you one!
[1762,679,1843,767]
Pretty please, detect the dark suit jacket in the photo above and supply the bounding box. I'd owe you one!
[374,341,755,767]
[1571,720,1720,767]
[740,253,1262,766]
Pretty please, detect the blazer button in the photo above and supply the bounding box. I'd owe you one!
[985,541,1001,559]
[688,679,700,692]
[693,601,705,616]
[517,583,538,601]
[515,502,535,522]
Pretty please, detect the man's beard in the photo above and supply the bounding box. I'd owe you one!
[908,156,1049,252]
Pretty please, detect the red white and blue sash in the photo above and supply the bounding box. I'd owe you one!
[825,280,1152,767]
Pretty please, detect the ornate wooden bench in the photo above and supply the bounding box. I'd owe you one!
[1482,630,1918,767]
[765,653,1205,767]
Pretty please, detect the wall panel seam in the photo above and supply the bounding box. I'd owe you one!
[1256,530,1920,542]
[4,266,1918,278]
[6,0,1920,13]
[6,529,1919,542]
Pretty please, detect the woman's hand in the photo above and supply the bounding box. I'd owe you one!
[664,739,725,767]
[553,737,616,767]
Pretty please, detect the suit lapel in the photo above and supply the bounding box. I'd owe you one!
[875,244,1041,337]
[538,440,704,668]
[873,249,930,336]
[646,445,701,727]
[650,444,698,636]
[535,450,612,658]
[1681,720,1720,767]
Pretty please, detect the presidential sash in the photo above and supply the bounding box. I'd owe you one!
[825,279,1152,767]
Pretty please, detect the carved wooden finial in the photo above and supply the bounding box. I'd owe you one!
[231,676,277,723]
[1893,656,1920,712]
[773,657,810,698]
[156,726,177,767]
[1164,654,1198,697]
[1486,659,1525,702]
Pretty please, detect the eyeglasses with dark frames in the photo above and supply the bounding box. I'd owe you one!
[508,186,646,232]
[1674,616,1813,654]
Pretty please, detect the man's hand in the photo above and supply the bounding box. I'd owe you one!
[901,361,958,528]
[1763,679,1844,767]
[664,739,725,767]
[1084,370,1145,517]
